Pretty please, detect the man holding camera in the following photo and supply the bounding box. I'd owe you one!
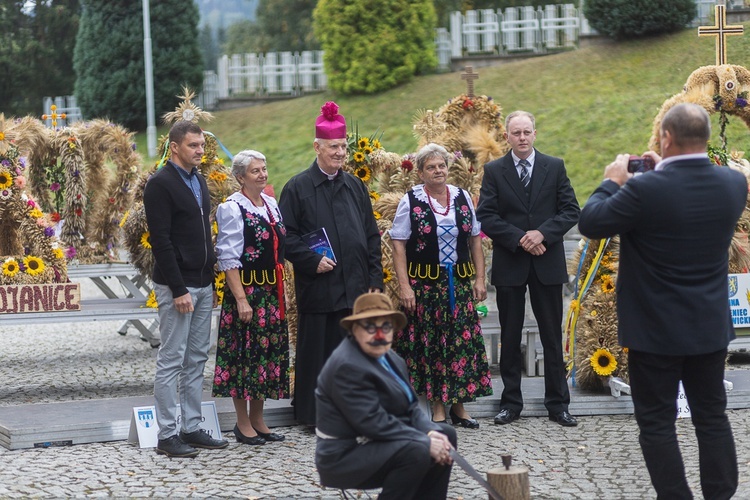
[578,103,745,499]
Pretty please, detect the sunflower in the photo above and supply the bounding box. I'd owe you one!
[145,290,158,309]
[352,151,366,164]
[2,258,19,278]
[353,165,371,182]
[0,168,12,189]
[372,139,381,149]
[357,137,369,149]
[383,267,393,283]
[363,146,374,155]
[140,231,151,249]
[23,255,46,276]
[52,247,64,260]
[29,208,43,218]
[373,210,382,220]
[590,348,617,377]
[600,274,615,293]
[369,190,380,202]
[208,171,228,182]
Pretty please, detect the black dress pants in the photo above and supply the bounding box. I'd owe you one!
[495,266,569,414]
[358,423,458,500]
[629,349,737,500]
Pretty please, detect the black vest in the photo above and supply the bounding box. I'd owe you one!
[235,200,286,286]
[404,188,473,266]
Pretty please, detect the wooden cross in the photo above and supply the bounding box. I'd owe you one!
[699,4,744,66]
[461,66,479,98]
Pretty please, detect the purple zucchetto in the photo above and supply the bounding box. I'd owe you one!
[315,101,346,140]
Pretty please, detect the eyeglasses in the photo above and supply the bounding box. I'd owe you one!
[357,321,394,334]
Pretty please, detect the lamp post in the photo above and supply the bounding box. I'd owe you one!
[143,0,157,158]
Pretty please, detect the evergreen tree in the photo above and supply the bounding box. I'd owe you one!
[0,0,80,116]
[313,0,437,94]
[584,0,695,39]
[74,0,203,131]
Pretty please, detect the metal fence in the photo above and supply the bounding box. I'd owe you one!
[448,4,581,60]
[216,50,326,99]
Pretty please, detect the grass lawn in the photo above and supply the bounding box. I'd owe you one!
[135,25,750,202]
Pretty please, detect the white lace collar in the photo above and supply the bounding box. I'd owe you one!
[226,191,276,220]
[412,184,460,206]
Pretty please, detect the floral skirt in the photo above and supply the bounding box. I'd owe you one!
[212,283,290,400]
[393,272,493,404]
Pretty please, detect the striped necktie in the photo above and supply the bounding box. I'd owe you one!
[518,159,531,194]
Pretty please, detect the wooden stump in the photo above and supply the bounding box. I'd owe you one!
[487,465,530,500]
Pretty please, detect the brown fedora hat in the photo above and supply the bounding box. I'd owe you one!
[340,292,407,331]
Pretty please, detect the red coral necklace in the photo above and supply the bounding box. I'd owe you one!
[425,185,450,216]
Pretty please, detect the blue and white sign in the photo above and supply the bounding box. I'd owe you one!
[128,401,221,448]
[728,273,750,328]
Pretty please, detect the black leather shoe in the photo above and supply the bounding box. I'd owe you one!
[179,428,230,449]
[494,408,520,425]
[253,426,285,442]
[156,435,200,458]
[233,425,266,445]
[449,407,479,429]
[549,411,578,427]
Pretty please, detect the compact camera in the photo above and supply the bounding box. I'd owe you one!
[627,155,655,173]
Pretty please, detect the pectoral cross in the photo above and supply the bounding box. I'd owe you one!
[461,66,479,98]
[699,3,744,66]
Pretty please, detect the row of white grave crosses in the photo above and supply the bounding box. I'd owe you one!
[216,50,326,99]
[449,4,581,58]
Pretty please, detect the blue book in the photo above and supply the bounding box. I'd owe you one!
[301,227,337,263]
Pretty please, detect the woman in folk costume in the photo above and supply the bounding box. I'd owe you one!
[391,143,493,428]
[213,150,289,445]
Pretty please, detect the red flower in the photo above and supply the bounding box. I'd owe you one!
[462,99,474,109]
[401,159,414,171]
[108,197,115,204]
[51,212,61,222]
[75,208,82,216]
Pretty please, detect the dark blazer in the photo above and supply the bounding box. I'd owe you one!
[315,337,440,488]
[578,158,747,355]
[477,150,580,286]
[143,161,216,297]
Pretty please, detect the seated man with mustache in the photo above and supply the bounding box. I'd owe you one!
[314,293,457,500]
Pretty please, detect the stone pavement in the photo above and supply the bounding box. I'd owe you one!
[1,279,750,498]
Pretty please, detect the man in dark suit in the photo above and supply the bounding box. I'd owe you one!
[578,103,744,499]
[477,110,580,427]
[315,293,457,500]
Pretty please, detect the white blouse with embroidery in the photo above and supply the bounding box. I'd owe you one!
[389,184,480,265]
[215,191,283,272]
